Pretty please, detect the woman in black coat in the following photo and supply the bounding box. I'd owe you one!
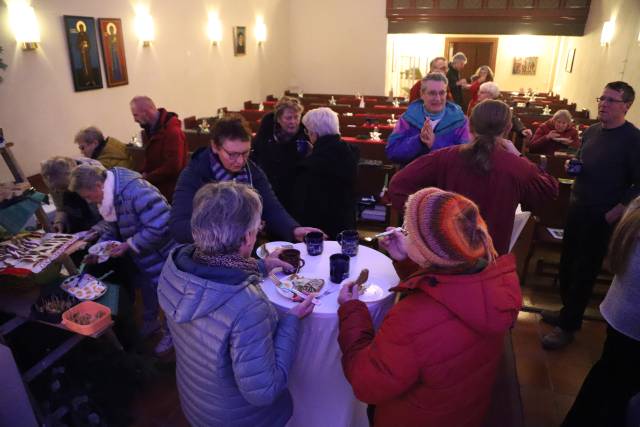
[251,97,310,214]
[292,108,359,239]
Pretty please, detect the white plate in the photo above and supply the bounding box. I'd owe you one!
[359,284,385,303]
[61,275,108,301]
[88,241,121,263]
[272,274,324,301]
[256,241,294,259]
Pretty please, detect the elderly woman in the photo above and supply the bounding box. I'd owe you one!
[170,115,322,244]
[337,187,522,427]
[465,65,495,116]
[387,72,470,165]
[70,164,175,354]
[41,156,103,233]
[158,181,314,427]
[477,81,533,141]
[251,96,310,213]
[389,100,558,255]
[287,108,359,239]
[529,109,580,155]
[74,126,132,169]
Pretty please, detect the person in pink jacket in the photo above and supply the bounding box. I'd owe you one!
[337,187,522,427]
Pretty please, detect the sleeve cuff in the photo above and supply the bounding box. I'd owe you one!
[126,237,141,254]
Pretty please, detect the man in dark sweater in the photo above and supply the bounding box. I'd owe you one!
[542,81,640,350]
[446,52,467,107]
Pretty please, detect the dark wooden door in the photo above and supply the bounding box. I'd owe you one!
[445,38,498,112]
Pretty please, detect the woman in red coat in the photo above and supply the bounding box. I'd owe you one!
[465,65,494,116]
[337,187,522,427]
[528,109,580,155]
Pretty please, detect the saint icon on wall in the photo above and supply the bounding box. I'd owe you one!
[63,16,103,91]
[98,18,129,87]
[234,26,246,56]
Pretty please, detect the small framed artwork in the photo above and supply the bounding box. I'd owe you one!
[233,26,246,56]
[512,56,538,75]
[565,48,576,73]
[63,16,103,91]
[98,18,128,87]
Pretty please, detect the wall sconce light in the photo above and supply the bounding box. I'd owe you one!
[207,12,222,45]
[135,6,155,47]
[8,1,41,50]
[600,20,614,47]
[255,18,267,46]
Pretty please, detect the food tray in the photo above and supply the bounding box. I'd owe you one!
[31,291,79,324]
[61,301,111,336]
[88,241,121,263]
[60,274,108,301]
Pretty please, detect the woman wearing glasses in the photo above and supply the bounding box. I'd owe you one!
[170,115,322,244]
[386,73,470,165]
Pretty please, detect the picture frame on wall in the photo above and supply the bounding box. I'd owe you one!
[233,26,246,56]
[512,56,538,76]
[565,48,576,73]
[63,16,103,91]
[98,18,128,87]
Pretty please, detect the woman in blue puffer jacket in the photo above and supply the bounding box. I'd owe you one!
[158,181,315,427]
[70,165,176,354]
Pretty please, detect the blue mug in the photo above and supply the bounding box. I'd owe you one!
[337,230,359,257]
[330,254,350,284]
[304,231,324,256]
[567,158,583,176]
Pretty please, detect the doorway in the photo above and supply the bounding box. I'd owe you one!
[445,37,498,112]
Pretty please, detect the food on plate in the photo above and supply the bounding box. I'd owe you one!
[355,268,370,293]
[61,274,108,300]
[287,274,324,295]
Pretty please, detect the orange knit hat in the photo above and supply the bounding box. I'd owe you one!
[404,187,497,273]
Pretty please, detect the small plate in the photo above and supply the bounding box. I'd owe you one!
[272,274,324,301]
[61,275,108,301]
[88,241,121,263]
[359,284,386,303]
[256,241,293,259]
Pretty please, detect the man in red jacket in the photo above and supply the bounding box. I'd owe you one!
[130,96,187,202]
[337,188,522,427]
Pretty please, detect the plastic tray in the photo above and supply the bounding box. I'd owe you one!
[61,301,112,336]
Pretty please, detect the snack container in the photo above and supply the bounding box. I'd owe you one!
[61,301,112,336]
[31,291,79,324]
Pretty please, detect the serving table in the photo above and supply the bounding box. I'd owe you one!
[261,241,399,427]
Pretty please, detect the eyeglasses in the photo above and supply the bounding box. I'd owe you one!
[220,146,251,161]
[596,97,626,104]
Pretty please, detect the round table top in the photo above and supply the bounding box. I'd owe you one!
[260,241,399,316]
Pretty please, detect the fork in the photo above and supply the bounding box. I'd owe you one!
[315,286,339,300]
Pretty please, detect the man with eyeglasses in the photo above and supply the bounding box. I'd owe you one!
[542,81,640,350]
[387,72,470,165]
[170,115,323,244]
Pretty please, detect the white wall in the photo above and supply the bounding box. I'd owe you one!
[552,0,640,124]
[385,34,560,97]
[0,0,289,180]
[287,0,387,96]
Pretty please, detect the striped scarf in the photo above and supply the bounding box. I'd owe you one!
[193,248,261,276]
[208,150,250,184]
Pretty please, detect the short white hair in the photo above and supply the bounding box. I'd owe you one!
[191,182,263,255]
[301,107,340,137]
[479,81,500,99]
[452,52,467,63]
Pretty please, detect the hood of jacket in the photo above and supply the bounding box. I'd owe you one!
[111,166,143,195]
[159,245,259,323]
[394,254,522,334]
[402,99,466,136]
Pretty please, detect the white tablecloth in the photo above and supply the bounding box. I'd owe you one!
[261,241,399,427]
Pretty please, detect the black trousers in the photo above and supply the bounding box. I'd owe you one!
[558,206,613,331]
[562,325,640,427]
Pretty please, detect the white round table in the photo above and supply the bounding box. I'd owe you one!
[261,241,399,427]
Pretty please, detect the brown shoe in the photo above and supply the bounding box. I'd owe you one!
[542,327,574,350]
[541,310,561,326]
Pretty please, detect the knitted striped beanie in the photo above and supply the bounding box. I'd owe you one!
[404,187,497,273]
